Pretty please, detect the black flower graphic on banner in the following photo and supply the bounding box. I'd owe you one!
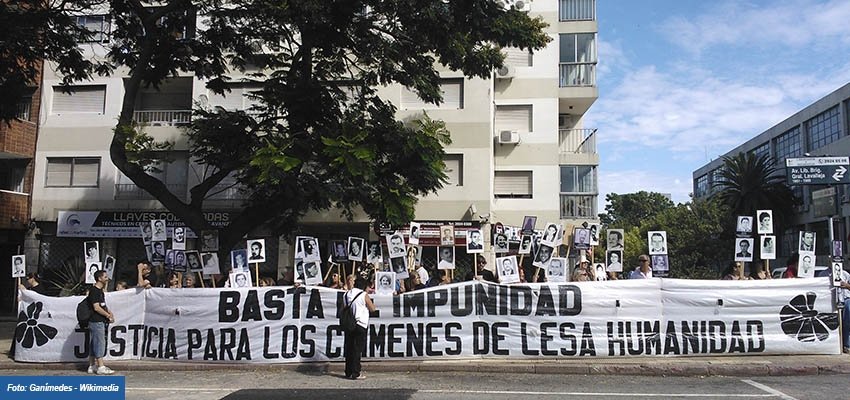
[780,292,838,342]
[15,302,57,348]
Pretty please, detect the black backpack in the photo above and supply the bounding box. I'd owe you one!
[76,298,92,329]
[340,291,363,332]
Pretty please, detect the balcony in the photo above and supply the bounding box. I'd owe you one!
[560,0,595,21]
[559,128,596,154]
[132,110,192,127]
[560,194,597,219]
[560,63,595,87]
[115,183,187,200]
[206,183,248,200]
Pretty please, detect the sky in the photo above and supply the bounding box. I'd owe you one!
[587,0,850,207]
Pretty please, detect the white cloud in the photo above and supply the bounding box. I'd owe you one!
[598,168,693,209]
[596,39,630,81]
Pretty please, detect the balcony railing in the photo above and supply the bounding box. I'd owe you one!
[560,194,597,219]
[559,63,596,87]
[560,0,595,21]
[16,100,31,121]
[115,183,187,200]
[559,128,597,154]
[206,184,248,200]
[132,110,192,126]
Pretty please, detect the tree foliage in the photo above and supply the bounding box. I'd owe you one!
[599,191,675,227]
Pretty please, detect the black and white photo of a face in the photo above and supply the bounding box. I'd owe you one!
[440,225,455,246]
[606,229,624,250]
[390,256,408,277]
[348,237,364,262]
[761,236,776,260]
[833,262,843,286]
[235,273,248,287]
[248,239,266,263]
[589,224,599,246]
[494,233,509,253]
[388,234,406,257]
[533,243,553,267]
[231,249,248,270]
[104,256,115,279]
[736,216,752,234]
[409,222,421,245]
[375,272,395,296]
[496,256,520,284]
[366,241,382,264]
[201,230,219,252]
[757,210,773,234]
[648,231,667,255]
[173,226,185,243]
[466,230,483,253]
[152,241,166,261]
[573,228,590,249]
[202,253,220,275]
[151,219,167,242]
[437,246,455,270]
[12,255,25,278]
[299,238,321,262]
[799,253,815,277]
[84,241,100,262]
[734,238,754,262]
[547,258,564,277]
[186,251,202,272]
[542,223,559,245]
[140,223,152,244]
[304,262,320,278]
[595,264,607,281]
[86,262,101,284]
[799,231,816,252]
[518,235,532,254]
[651,255,668,271]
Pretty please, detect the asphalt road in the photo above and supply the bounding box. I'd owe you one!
[1,369,848,400]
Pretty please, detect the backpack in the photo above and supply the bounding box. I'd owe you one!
[340,291,364,332]
[76,298,92,329]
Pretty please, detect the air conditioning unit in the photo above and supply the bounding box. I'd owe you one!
[496,65,516,79]
[498,130,520,144]
[503,0,531,12]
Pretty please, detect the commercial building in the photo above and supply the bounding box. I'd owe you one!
[29,0,599,284]
[693,82,850,266]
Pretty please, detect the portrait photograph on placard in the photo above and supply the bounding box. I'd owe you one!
[409,222,421,246]
[172,227,186,250]
[606,250,623,272]
[301,261,323,285]
[546,258,567,283]
[201,230,219,252]
[466,229,484,253]
[541,223,560,246]
[172,250,186,272]
[440,225,455,246]
[348,237,365,262]
[760,235,776,260]
[103,255,115,279]
[390,256,409,279]
[594,263,607,281]
[437,246,455,270]
[756,210,773,234]
[139,222,152,244]
[799,231,816,252]
[298,237,321,263]
[532,243,554,269]
[521,215,537,234]
[201,253,220,275]
[647,231,667,255]
[366,241,383,265]
[606,229,624,250]
[834,240,844,258]
[518,235,533,254]
[496,256,520,284]
[493,233,509,253]
[151,219,167,242]
[798,251,816,278]
[231,249,249,271]
[165,249,175,268]
[151,241,166,262]
[588,223,600,246]
[330,240,348,263]
[651,255,669,272]
[84,241,100,262]
[229,270,253,288]
[85,261,101,284]
[832,261,843,287]
[186,251,203,272]
[573,228,591,250]
[11,255,25,278]
[375,272,396,296]
[506,226,520,243]
[387,233,406,258]
[247,239,266,263]
[734,238,754,262]
[736,216,753,235]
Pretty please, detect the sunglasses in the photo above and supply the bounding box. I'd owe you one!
[639,259,649,262]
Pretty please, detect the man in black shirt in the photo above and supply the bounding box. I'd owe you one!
[87,270,115,375]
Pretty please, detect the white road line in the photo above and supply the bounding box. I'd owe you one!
[742,379,799,400]
[421,389,774,397]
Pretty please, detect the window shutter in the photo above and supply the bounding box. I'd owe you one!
[495,171,532,197]
[401,79,463,110]
[503,47,532,67]
[444,154,463,186]
[401,87,427,109]
[52,86,106,113]
[72,158,100,186]
[208,87,245,110]
[46,158,72,186]
[495,105,533,132]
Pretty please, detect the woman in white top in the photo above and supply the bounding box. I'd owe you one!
[344,275,376,380]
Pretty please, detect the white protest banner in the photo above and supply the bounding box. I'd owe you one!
[13,278,839,363]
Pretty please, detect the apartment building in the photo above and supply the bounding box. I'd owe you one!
[693,82,850,266]
[29,0,599,282]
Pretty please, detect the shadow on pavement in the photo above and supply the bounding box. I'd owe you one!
[222,388,417,400]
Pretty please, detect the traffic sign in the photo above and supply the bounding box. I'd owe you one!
[785,157,850,185]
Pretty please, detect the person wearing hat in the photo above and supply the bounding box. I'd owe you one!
[571,254,594,281]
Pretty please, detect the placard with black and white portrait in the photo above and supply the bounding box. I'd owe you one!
[139,222,152,245]
[375,271,396,296]
[651,255,669,272]
[496,256,520,284]
[229,270,253,288]
[201,252,220,275]
[493,233,509,253]
[506,226,520,243]
[103,255,115,280]
[606,229,624,251]
[606,250,623,272]
[86,261,101,284]
[760,235,776,260]
[799,231,816,253]
[832,261,843,287]
[734,238,754,262]
[387,233,406,258]
[533,243,554,269]
[330,240,348,263]
[647,231,667,255]
[84,241,100,263]
[11,255,25,278]
[409,222,421,246]
[521,215,537,234]
[440,225,455,246]
[247,239,266,263]
[172,227,186,250]
[736,216,753,236]
[366,241,383,265]
[798,251,815,278]
[588,223,600,246]
[437,246,455,270]
[546,257,567,283]
[348,237,365,262]
[172,250,186,272]
[151,219,167,242]
[518,235,533,255]
[573,228,591,250]
[466,229,484,253]
[301,261,323,285]
[390,256,409,279]
[298,237,321,263]
[151,241,166,262]
[756,210,773,235]
[165,249,175,269]
[201,230,219,252]
[541,223,560,247]
[186,251,203,272]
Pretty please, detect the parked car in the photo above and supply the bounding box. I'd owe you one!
[771,266,827,278]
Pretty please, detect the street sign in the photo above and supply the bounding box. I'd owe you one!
[785,157,850,185]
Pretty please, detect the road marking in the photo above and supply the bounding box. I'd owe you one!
[421,389,774,397]
[742,380,798,400]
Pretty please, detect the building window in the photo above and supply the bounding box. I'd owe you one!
[559,33,596,87]
[495,171,532,199]
[807,106,841,151]
[502,47,533,67]
[443,154,463,187]
[495,105,533,133]
[750,142,770,160]
[76,15,111,43]
[207,83,262,112]
[15,96,32,121]
[560,165,596,218]
[0,159,28,193]
[45,157,100,187]
[560,0,595,21]
[561,195,596,218]
[116,152,189,199]
[401,79,464,110]
[694,174,709,198]
[773,127,801,165]
[52,85,106,114]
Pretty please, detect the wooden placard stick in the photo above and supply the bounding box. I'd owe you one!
[198,272,205,288]
[323,261,336,282]
[474,253,478,276]
[254,263,260,287]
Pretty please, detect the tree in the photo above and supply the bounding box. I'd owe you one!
[31,0,550,258]
[598,191,675,227]
[712,152,798,240]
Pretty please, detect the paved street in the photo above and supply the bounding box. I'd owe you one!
[1,369,849,400]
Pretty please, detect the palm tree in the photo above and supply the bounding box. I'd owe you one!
[712,152,799,236]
